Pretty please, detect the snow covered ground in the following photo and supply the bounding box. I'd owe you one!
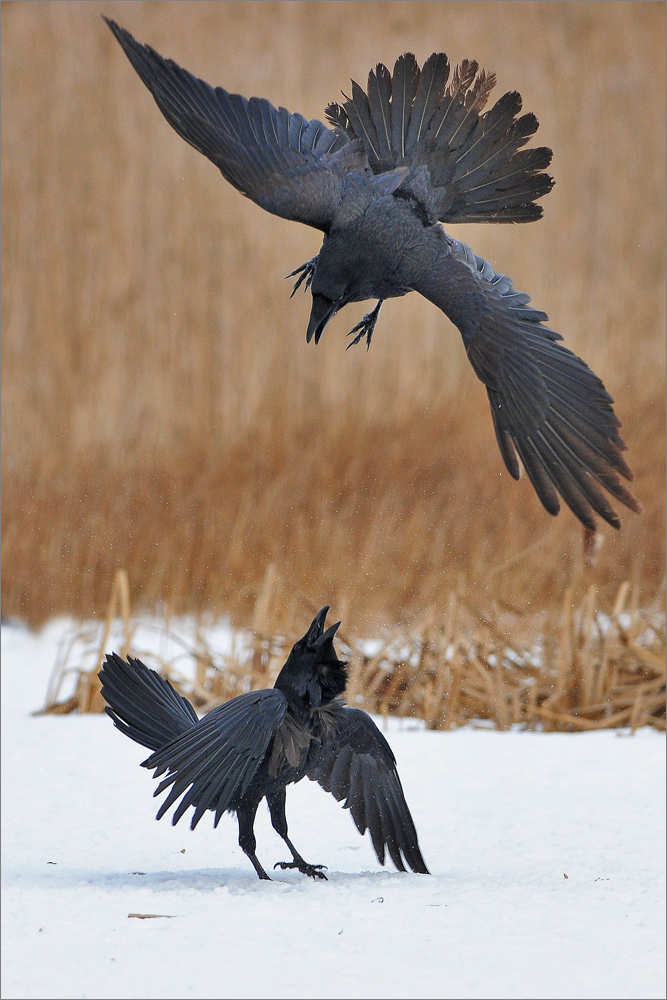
[2,621,665,1000]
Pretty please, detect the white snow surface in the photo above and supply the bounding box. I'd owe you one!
[2,621,665,1000]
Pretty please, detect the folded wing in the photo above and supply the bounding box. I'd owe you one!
[413,239,640,530]
[105,18,361,231]
[308,705,429,873]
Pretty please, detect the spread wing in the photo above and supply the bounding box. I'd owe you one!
[105,18,364,231]
[307,705,429,874]
[414,238,640,531]
[143,689,289,829]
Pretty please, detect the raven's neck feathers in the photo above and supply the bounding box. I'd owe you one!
[273,648,348,712]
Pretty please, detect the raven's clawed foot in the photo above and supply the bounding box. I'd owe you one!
[345,299,384,350]
[274,860,328,880]
[287,256,319,298]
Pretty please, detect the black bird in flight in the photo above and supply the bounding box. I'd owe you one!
[99,607,429,880]
[105,18,639,532]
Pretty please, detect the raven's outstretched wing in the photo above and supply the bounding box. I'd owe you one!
[100,652,199,751]
[308,705,429,874]
[105,18,362,231]
[143,689,289,829]
[413,239,640,531]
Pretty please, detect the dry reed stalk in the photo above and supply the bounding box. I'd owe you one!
[40,573,665,733]
[543,587,574,723]
[577,585,598,709]
[36,569,133,716]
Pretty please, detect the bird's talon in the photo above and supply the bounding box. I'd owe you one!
[274,860,328,880]
[345,322,367,350]
[345,302,382,349]
[287,256,318,297]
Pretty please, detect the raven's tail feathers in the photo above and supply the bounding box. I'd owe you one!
[326,52,554,224]
[99,653,199,752]
[366,61,393,160]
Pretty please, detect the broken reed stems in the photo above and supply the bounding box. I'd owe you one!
[41,574,666,732]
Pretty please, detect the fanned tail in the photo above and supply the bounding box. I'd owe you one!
[327,50,554,224]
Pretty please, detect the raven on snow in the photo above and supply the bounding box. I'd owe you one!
[105,18,639,532]
[99,607,429,880]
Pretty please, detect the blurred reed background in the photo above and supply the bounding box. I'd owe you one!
[2,1,665,635]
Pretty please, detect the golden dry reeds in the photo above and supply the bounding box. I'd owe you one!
[2,2,665,637]
[41,569,665,731]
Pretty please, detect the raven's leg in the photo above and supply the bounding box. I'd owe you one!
[287,255,319,298]
[267,787,327,880]
[345,300,384,350]
[237,799,271,880]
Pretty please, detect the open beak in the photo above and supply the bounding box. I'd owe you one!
[313,621,341,648]
[306,295,339,345]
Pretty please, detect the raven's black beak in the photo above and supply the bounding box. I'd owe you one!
[313,621,341,648]
[306,295,338,345]
[306,606,330,644]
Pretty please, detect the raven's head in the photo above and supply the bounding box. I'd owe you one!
[274,606,348,707]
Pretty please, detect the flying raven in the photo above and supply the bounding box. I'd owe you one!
[105,18,639,532]
[99,607,429,880]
